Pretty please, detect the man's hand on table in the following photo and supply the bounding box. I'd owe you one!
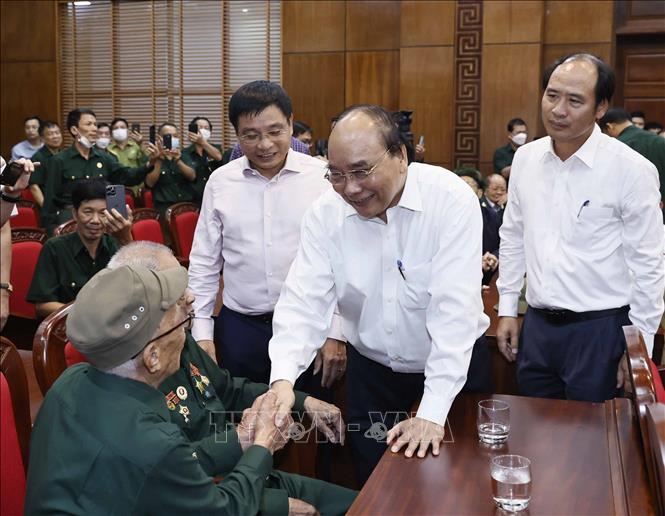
[386,416,446,458]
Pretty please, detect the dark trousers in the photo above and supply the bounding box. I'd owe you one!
[517,307,631,401]
[346,336,491,486]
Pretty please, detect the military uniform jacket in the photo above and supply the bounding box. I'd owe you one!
[159,334,308,476]
[25,363,279,515]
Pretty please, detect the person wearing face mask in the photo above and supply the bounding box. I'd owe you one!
[41,108,156,235]
[95,123,113,152]
[144,122,197,217]
[493,117,528,179]
[182,116,223,205]
[29,121,64,208]
[107,117,148,168]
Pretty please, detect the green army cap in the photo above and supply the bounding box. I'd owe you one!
[67,264,188,370]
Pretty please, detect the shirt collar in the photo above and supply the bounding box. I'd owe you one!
[542,124,600,168]
[70,231,111,258]
[242,149,300,180]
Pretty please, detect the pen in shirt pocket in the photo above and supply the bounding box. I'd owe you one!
[397,260,406,280]
[576,199,590,218]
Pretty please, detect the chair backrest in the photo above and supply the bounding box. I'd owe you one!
[132,207,160,222]
[10,202,39,228]
[20,188,35,203]
[9,238,44,319]
[125,192,135,210]
[11,227,47,244]
[53,219,77,236]
[166,202,199,260]
[131,218,165,245]
[0,337,30,516]
[143,189,154,208]
[33,303,74,395]
[646,403,665,515]
[624,325,658,419]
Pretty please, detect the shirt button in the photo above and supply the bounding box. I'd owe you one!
[267,242,272,247]
[387,298,393,303]
[386,328,393,334]
[70,282,76,287]
[268,272,273,277]
[85,175,90,179]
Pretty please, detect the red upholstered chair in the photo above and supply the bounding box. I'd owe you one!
[646,403,665,515]
[53,219,77,236]
[650,360,665,403]
[9,230,46,319]
[10,201,39,228]
[0,337,31,516]
[131,208,164,244]
[166,202,199,266]
[33,303,74,395]
[125,192,135,210]
[142,189,154,208]
[20,188,35,203]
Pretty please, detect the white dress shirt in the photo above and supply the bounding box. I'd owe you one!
[498,124,665,353]
[269,163,489,426]
[189,150,335,342]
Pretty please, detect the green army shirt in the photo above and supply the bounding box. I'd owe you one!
[617,124,665,218]
[150,156,196,208]
[25,364,278,515]
[182,143,224,203]
[107,139,148,169]
[26,231,119,305]
[159,334,308,476]
[493,143,516,173]
[29,146,59,187]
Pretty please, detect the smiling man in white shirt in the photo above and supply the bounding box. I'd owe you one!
[269,104,489,485]
[496,54,664,402]
[188,81,346,399]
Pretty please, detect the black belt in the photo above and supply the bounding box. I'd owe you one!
[231,308,273,325]
[530,305,629,324]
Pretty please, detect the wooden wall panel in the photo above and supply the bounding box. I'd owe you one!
[484,0,544,44]
[624,53,665,97]
[346,1,400,51]
[283,53,345,142]
[0,1,56,62]
[479,44,542,170]
[400,0,455,47]
[544,0,613,44]
[282,1,346,53]
[345,51,400,110]
[542,43,613,69]
[399,47,454,167]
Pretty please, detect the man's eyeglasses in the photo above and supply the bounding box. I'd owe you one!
[238,128,288,145]
[325,149,391,186]
[131,313,193,359]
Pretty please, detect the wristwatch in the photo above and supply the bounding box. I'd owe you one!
[0,282,13,294]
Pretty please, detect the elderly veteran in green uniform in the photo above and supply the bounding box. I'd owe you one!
[182,116,224,204]
[27,179,132,319]
[600,107,665,221]
[41,107,156,234]
[107,240,357,514]
[144,122,197,217]
[28,120,63,208]
[107,117,149,168]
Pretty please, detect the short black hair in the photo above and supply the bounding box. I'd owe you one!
[71,179,108,210]
[66,108,96,134]
[630,111,645,119]
[542,53,615,107]
[24,115,41,127]
[645,121,663,132]
[507,118,527,132]
[189,116,212,131]
[229,81,293,132]
[97,122,111,131]
[38,121,60,137]
[158,122,177,134]
[454,167,486,190]
[334,104,403,157]
[110,117,128,129]
[293,121,312,137]
[598,107,631,127]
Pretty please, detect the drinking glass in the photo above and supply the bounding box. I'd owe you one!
[490,454,532,511]
[477,399,510,444]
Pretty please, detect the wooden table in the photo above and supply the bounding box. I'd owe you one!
[348,393,654,515]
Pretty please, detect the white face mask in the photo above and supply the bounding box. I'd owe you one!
[96,137,111,149]
[112,128,128,142]
[511,132,527,146]
[78,135,94,149]
[171,137,180,150]
[199,128,211,141]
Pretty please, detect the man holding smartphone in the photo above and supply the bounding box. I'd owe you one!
[182,116,224,205]
[107,117,149,169]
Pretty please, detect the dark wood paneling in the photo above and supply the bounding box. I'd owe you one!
[542,42,613,69]
[282,0,346,53]
[283,52,345,143]
[630,0,665,18]
[544,0,613,44]
[346,1,400,51]
[480,44,542,163]
[484,0,544,44]
[399,47,454,167]
[624,53,665,97]
[345,51,399,110]
[400,0,455,47]
[0,0,56,62]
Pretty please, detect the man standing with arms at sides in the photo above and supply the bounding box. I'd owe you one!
[188,81,346,395]
[29,121,63,207]
[493,118,528,179]
[268,104,489,485]
[496,54,664,402]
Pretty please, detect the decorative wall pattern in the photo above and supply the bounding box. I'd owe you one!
[453,0,483,169]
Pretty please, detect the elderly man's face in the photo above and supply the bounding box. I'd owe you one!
[327,113,407,222]
[73,198,106,242]
[43,126,63,149]
[486,175,507,204]
[72,114,98,142]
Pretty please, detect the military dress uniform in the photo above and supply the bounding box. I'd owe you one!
[41,143,151,233]
[28,146,58,192]
[181,143,224,205]
[26,232,119,306]
[159,334,357,515]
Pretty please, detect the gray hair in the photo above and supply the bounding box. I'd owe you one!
[108,241,174,271]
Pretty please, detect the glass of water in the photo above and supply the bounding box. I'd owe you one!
[477,399,510,444]
[490,454,532,511]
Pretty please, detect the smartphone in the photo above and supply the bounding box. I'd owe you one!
[0,160,24,187]
[418,135,425,146]
[131,123,140,133]
[163,134,172,150]
[105,184,128,219]
[188,121,199,134]
[149,125,156,145]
